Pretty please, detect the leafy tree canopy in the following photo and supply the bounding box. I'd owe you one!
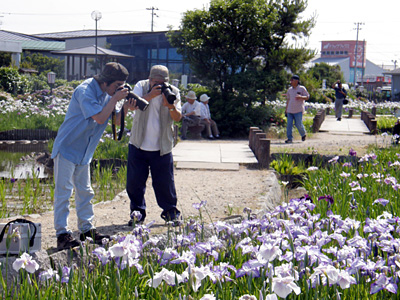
[168,0,316,136]
[169,0,315,102]
[306,62,345,87]
[299,62,345,103]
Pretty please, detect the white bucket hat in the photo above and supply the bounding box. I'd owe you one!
[200,94,210,102]
[186,91,197,100]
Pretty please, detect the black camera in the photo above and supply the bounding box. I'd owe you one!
[117,84,149,111]
[160,83,176,104]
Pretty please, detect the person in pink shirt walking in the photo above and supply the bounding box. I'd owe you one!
[284,75,309,143]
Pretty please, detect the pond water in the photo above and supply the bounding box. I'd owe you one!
[0,141,49,179]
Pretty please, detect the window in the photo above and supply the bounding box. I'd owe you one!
[159,48,167,60]
[168,48,181,60]
[147,49,158,59]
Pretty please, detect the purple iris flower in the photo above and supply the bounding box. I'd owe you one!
[370,273,398,294]
[192,201,207,210]
[236,260,262,278]
[131,211,143,222]
[318,195,334,207]
[373,198,390,207]
[301,194,313,202]
[349,148,357,156]
[61,266,71,283]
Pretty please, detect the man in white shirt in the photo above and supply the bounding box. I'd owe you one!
[127,65,182,226]
[180,90,202,140]
[199,94,220,139]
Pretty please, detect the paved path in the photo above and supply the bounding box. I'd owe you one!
[172,141,257,170]
[319,115,370,134]
[172,115,370,170]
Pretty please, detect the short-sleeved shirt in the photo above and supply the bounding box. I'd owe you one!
[182,101,201,116]
[334,87,347,100]
[133,80,182,151]
[51,78,110,165]
[286,85,309,114]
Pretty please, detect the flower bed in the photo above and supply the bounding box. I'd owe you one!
[2,143,399,299]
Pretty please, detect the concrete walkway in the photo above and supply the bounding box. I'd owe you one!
[172,141,258,170]
[172,115,370,170]
[319,115,370,134]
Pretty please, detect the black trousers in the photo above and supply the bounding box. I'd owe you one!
[126,144,179,219]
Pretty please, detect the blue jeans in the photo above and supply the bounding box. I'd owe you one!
[126,145,179,219]
[286,112,306,141]
[53,153,95,236]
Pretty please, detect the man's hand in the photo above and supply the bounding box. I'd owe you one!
[162,94,175,110]
[112,87,129,102]
[295,95,305,101]
[148,84,162,99]
[124,98,138,111]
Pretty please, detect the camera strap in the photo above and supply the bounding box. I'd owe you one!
[111,106,124,141]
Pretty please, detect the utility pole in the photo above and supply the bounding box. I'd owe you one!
[146,7,159,32]
[361,39,365,87]
[353,22,364,88]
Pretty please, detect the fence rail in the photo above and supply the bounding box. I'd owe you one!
[0,129,57,141]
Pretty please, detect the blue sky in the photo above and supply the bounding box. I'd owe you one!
[1,0,398,67]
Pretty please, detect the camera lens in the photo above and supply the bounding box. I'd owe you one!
[161,83,176,104]
[118,84,149,111]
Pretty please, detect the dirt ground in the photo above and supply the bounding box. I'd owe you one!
[1,131,385,251]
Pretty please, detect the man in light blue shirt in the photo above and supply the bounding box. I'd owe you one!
[51,62,132,250]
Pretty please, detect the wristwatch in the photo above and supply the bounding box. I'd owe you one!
[169,107,175,111]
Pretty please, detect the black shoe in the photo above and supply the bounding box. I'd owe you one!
[57,233,80,250]
[128,218,144,226]
[80,229,110,245]
[302,135,306,141]
[180,136,187,140]
[207,136,214,140]
[337,118,341,121]
[285,139,293,144]
[161,209,182,226]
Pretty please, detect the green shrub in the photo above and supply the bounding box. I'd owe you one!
[0,67,33,94]
[211,94,276,137]
[270,154,306,175]
[179,83,211,100]
[29,73,50,91]
[377,116,397,133]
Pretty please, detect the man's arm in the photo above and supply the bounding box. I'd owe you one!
[91,88,128,124]
[295,87,309,101]
[163,95,182,122]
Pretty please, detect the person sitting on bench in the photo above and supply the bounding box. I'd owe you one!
[180,91,202,140]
